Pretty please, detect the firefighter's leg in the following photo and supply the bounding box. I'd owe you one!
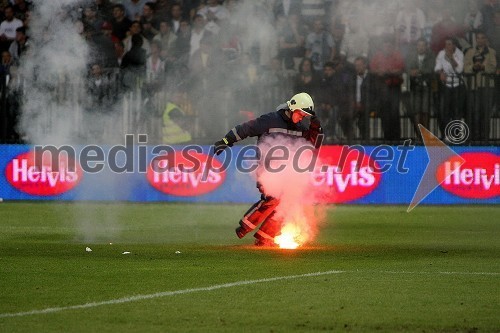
[235,195,279,239]
[254,212,282,246]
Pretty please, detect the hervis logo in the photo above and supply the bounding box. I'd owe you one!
[5,151,82,196]
[312,146,381,203]
[147,151,226,196]
[437,152,500,199]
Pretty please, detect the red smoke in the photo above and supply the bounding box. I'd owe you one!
[256,136,326,248]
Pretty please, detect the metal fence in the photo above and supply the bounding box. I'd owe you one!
[0,71,499,145]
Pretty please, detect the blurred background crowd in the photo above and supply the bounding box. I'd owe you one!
[0,0,499,145]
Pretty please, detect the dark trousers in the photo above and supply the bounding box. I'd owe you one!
[438,85,465,138]
[378,85,401,141]
[466,87,494,141]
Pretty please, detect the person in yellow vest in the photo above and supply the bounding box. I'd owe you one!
[162,91,192,144]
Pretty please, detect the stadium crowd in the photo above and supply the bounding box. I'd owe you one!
[0,0,499,144]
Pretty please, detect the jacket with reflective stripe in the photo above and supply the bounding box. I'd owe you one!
[225,107,308,144]
[163,102,192,144]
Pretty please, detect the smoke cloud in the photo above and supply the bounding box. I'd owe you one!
[18,0,89,145]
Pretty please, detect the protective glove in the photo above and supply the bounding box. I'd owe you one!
[213,137,232,155]
[306,116,323,148]
[309,116,321,130]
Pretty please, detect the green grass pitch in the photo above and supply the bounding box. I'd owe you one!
[0,203,499,332]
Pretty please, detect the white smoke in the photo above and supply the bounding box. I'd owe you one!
[18,0,89,145]
[16,1,127,242]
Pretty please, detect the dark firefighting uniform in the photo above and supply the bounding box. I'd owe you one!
[221,104,323,244]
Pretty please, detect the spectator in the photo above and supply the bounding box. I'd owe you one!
[481,0,500,34]
[331,57,355,141]
[111,4,132,41]
[0,5,23,52]
[123,21,150,54]
[189,14,211,57]
[0,50,12,76]
[154,20,177,62]
[464,0,484,48]
[490,10,500,122]
[175,19,191,67]
[404,38,436,135]
[430,8,466,55]
[87,63,112,109]
[12,0,30,22]
[273,0,301,19]
[277,14,306,70]
[146,39,165,85]
[154,0,171,20]
[217,19,242,63]
[188,35,224,140]
[422,1,442,44]
[89,22,118,68]
[121,34,147,88]
[21,9,30,28]
[293,57,319,96]
[1,50,19,143]
[197,0,229,35]
[123,0,149,21]
[169,3,184,35]
[101,20,119,43]
[7,25,27,64]
[395,0,426,59]
[486,9,500,65]
[140,2,159,41]
[370,35,405,141]
[330,22,345,59]
[435,37,465,139]
[82,5,104,37]
[316,61,336,140]
[95,0,114,22]
[352,56,376,140]
[188,34,221,74]
[340,17,369,66]
[305,18,335,71]
[464,31,497,140]
[114,41,126,67]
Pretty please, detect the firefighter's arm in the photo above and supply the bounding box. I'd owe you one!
[304,116,323,148]
[213,116,269,155]
[213,137,232,155]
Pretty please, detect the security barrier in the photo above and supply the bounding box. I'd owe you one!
[0,72,499,145]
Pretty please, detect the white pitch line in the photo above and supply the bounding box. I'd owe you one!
[1,269,498,319]
[376,270,500,276]
[0,270,345,319]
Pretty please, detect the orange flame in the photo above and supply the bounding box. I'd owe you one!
[274,223,304,249]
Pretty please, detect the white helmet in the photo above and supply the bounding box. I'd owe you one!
[286,92,315,116]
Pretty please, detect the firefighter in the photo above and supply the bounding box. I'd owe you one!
[213,92,323,246]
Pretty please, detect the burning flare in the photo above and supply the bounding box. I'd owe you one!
[274,223,305,249]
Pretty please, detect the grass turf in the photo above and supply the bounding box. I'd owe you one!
[0,203,499,332]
